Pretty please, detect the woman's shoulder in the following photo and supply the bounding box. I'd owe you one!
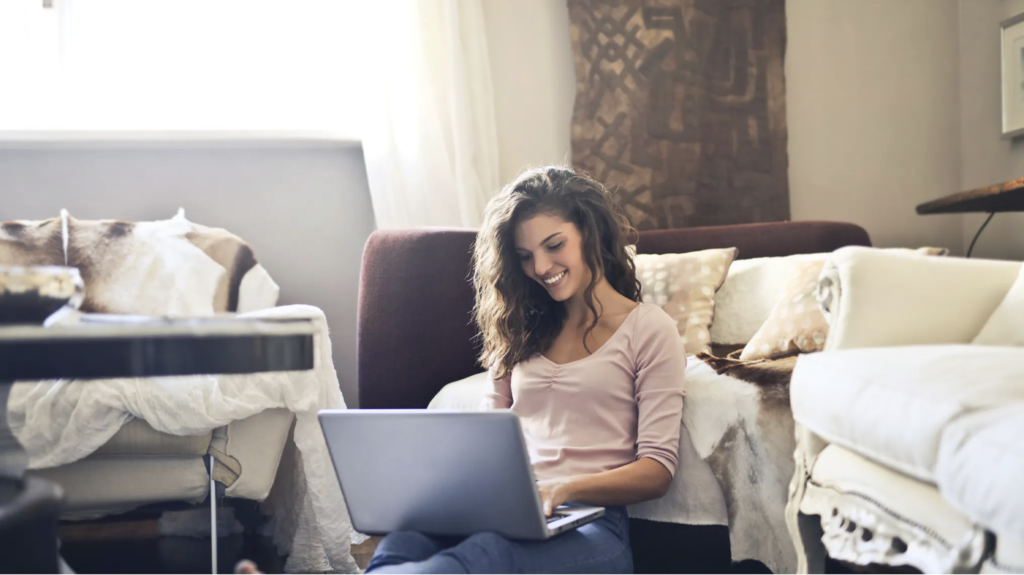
[633,302,676,330]
[628,303,679,345]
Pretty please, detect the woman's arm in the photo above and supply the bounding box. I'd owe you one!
[537,457,671,515]
[479,365,512,410]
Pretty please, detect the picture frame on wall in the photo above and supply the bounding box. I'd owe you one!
[1001,12,1024,138]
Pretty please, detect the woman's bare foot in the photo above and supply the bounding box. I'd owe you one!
[234,559,262,574]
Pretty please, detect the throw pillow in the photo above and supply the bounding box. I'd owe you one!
[635,247,738,355]
[740,247,949,361]
[739,259,830,360]
[972,263,1024,346]
[710,253,825,345]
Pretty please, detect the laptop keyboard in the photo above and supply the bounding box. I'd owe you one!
[546,513,569,523]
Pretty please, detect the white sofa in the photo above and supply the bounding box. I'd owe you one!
[786,247,1024,573]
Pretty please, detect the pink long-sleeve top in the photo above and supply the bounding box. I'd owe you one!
[481,303,686,482]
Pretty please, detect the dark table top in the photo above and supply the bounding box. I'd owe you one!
[0,314,317,382]
[917,176,1024,214]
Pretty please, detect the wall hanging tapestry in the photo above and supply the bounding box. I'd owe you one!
[569,0,790,230]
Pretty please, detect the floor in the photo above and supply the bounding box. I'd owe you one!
[58,523,380,574]
[60,534,286,574]
[57,516,867,574]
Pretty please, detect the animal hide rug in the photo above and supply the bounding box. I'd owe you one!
[629,352,799,574]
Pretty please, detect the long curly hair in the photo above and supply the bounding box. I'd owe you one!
[472,166,641,379]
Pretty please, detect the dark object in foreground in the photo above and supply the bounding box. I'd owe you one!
[0,266,83,326]
[0,315,316,573]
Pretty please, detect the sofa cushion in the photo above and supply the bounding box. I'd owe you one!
[92,418,211,458]
[741,259,829,360]
[791,345,1024,483]
[710,253,824,346]
[973,264,1024,346]
[635,248,737,355]
[936,403,1024,542]
[427,371,489,411]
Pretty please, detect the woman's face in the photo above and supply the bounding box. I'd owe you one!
[513,213,591,302]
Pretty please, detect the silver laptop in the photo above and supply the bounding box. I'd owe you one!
[318,410,604,540]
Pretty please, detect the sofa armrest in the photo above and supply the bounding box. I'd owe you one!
[358,228,482,409]
[822,246,1021,350]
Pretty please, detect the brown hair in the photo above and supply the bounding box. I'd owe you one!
[472,166,640,379]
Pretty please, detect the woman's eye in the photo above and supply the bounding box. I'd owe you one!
[519,253,532,261]
[547,242,564,251]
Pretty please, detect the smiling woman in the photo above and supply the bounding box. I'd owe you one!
[474,166,642,379]
[362,166,686,574]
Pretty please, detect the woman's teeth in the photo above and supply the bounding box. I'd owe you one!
[544,271,566,285]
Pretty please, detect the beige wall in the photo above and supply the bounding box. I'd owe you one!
[959,0,1024,261]
[485,0,995,256]
[786,0,964,252]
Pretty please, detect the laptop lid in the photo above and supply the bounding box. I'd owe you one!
[318,410,551,540]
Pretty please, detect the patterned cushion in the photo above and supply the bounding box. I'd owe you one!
[635,248,738,355]
[741,260,829,360]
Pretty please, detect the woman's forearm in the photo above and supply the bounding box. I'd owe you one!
[565,457,672,506]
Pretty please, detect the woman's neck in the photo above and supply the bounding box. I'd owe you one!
[564,277,622,327]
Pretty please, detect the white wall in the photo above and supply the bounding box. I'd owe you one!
[0,142,375,406]
[959,0,1024,261]
[482,0,576,184]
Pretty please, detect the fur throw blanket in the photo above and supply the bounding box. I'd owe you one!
[0,209,276,315]
[628,352,799,574]
[698,353,797,574]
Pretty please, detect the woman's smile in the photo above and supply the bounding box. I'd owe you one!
[542,270,568,288]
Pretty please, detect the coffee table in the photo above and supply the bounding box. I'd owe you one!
[0,314,317,574]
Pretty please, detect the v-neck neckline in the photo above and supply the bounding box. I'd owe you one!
[538,303,642,368]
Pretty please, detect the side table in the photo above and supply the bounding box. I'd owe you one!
[916,176,1024,257]
[0,314,317,574]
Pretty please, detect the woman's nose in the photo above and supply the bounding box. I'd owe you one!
[533,253,554,277]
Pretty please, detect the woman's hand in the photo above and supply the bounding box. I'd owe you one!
[536,476,578,516]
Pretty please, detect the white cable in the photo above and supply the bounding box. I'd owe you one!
[60,209,69,266]
[210,454,218,575]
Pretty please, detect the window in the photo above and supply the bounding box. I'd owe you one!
[0,0,367,137]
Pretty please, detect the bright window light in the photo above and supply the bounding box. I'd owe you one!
[0,0,368,136]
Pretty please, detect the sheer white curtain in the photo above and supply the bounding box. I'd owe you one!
[356,0,500,229]
[0,0,499,229]
[0,0,360,134]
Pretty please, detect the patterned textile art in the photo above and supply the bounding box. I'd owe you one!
[568,0,790,230]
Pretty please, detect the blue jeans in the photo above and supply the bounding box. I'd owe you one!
[365,505,632,574]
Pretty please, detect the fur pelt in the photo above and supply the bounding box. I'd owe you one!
[692,353,798,574]
[0,211,259,315]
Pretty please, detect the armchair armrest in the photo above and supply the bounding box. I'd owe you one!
[820,247,1021,350]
